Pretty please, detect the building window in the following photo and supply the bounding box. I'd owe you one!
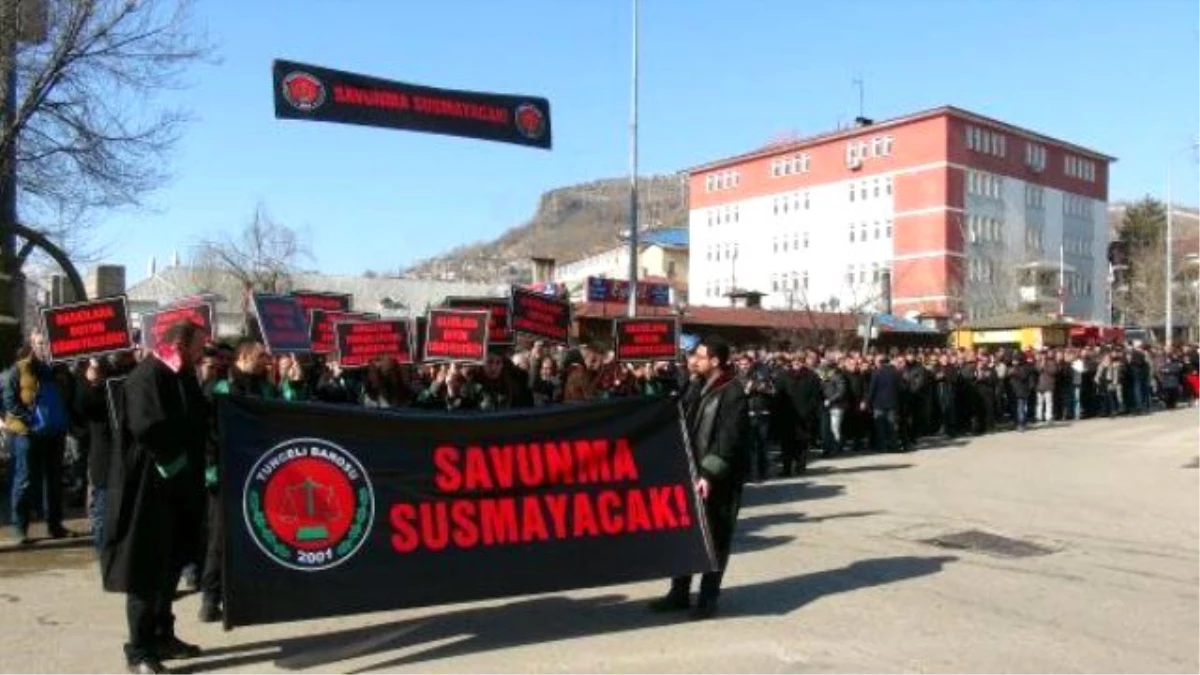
[871,137,883,157]
[874,222,881,240]
[860,184,867,200]
[885,177,893,195]
[771,275,779,292]
[802,272,809,290]
[846,266,854,285]
[885,219,893,237]
[849,183,856,202]
[873,179,880,198]
[773,238,779,253]
[849,224,855,243]
[792,234,799,250]
[804,192,810,210]
[882,136,894,156]
[860,223,868,242]
[801,153,811,173]
[802,231,809,248]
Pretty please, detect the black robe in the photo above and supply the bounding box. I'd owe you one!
[102,356,208,596]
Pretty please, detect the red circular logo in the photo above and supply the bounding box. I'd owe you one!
[514,103,546,140]
[281,71,326,112]
[244,439,374,571]
[262,457,356,551]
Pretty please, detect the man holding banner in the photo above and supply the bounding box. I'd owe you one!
[651,336,748,620]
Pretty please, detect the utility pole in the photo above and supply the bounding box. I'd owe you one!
[626,0,639,318]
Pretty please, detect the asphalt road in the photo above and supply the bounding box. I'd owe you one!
[1,409,1196,674]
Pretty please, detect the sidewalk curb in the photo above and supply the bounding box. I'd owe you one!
[0,533,93,555]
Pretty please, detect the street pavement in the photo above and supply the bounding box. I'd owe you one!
[0,409,1196,674]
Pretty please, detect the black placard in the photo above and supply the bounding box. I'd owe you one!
[510,286,571,344]
[413,316,427,365]
[273,59,551,150]
[444,297,512,345]
[614,318,680,362]
[291,291,352,316]
[41,296,133,362]
[141,303,214,353]
[310,310,379,355]
[335,319,414,368]
[424,309,489,363]
[252,294,312,354]
[220,395,714,628]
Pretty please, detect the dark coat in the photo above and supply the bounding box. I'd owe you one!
[867,364,904,411]
[101,356,208,596]
[685,371,748,487]
[1010,362,1036,399]
[780,368,822,438]
[75,380,113,489]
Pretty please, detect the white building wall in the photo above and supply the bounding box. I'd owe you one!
[964,169,1106,321]
[554,246,629,285]
[689,174,897,311]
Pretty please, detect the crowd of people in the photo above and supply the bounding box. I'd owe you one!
[1,321,1196,672]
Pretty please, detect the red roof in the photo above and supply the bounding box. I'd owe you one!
[575,302,857,331]
[685,105,1117,175]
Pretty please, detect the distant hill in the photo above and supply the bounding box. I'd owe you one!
[1108,201,1199,238]
[404,175,689,283]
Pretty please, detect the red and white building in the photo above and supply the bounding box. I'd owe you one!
[685,106,1114,322]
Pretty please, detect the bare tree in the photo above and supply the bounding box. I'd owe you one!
[4,0,210,234]
[196,204,312,333]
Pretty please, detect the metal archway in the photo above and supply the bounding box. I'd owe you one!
[11,222,86,301]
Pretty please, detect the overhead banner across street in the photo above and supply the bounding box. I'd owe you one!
[220,395,715,628]
[272,59,552,150]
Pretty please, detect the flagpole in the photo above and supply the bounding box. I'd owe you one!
[626,0,640,319]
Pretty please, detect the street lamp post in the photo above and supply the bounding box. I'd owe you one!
[625,0,639,319]
[1165,141,1199,350]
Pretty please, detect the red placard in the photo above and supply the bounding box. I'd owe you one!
[424,309,489,363]
[141,303,214,353]
[613,318,679,362]
[510,286,571,344]
[444,297,511,344]
[291,291,352,315]
[310,309,378,354]
[335,319,414,368]
[41,296,134,362]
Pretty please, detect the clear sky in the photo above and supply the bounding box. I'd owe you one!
[90,0,1200,281]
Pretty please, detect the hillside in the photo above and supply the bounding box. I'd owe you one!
[404,175,688,282]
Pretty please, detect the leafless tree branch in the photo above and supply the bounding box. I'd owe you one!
[1,0,212,260]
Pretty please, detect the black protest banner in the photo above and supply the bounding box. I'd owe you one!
[273,59,552,150]
[291,291,352,316]
[444,297,512,345]
[310,310,379,355]
[424,309,488,363]
[220,395,715,628]
[41,296,133,362]
[252,294,312,354]
[335,320,414,368]
[510,286,571,344]
[614,318,680,362]
[141,302,214,353]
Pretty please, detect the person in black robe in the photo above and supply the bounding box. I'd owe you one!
[650,335,748,619]
[101,321,208,674]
